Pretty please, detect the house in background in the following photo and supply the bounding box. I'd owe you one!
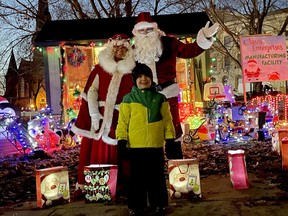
[5,50,46,111]
[4,0,50,111]
[34,12,213,123]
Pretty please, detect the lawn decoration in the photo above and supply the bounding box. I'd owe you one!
[228,150,249,189]
[83,164,118,203]
[36,166,70,208]
[27,116,60,151]
[168,159,201,199]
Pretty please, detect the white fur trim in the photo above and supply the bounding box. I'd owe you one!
[75,47,135,145]
[134,21,157,30]
[71,124,94,139]
[91,72,123,145]
[175,136,182,142]
[102,134,117,145]
[99,101,119,110]
[80,92,87,100]
[196,28,213,50]
[88,75,100,116]
[106,40,131,49]
[98,47,135,74]
[147,63,158,84]
[159,83,180,98]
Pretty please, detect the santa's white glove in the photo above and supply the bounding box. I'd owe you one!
[91,113,103,130]
[203,21,220,39]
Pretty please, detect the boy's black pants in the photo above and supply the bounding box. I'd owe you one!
[128,148,168,210]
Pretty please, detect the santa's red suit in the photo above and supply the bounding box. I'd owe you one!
[132,12,218,144]
[147,36,205,140]
[71,37,135,189]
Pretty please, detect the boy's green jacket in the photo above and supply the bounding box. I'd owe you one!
[116,86,175,148]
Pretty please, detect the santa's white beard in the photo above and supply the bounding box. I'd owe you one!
[134,32,163,65]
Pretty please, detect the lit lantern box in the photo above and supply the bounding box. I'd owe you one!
[168,159,201,199]
[278,129,288,155]
[281,137,288,170]
[36,166,70,208]
[84,164,118,203]
[271,128,280,154]
[227,150,249,189]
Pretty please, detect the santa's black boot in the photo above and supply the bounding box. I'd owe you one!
[173,141,183,159]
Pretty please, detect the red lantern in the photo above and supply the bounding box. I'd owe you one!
[227,150,249,189]
[281,137,288,170]
[278,129,288,155]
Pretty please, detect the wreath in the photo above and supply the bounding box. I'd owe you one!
[67,47,86,67]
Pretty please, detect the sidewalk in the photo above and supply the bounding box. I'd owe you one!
[1,173,288,216]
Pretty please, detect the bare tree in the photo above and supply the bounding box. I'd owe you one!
[200,0,287,95]
[0,0,201,99]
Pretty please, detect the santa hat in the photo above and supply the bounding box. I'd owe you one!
[247,59,257,64]
[106,33,131,49]
[0,96,8,104]
[133,12,158,33]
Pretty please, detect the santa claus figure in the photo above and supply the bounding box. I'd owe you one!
[132,12,219,158]
[71,34,135,197]
[244,59,261,81]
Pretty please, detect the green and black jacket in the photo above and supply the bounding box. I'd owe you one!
[116,86,175,148]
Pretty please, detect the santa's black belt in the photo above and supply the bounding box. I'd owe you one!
[155,81,175,91]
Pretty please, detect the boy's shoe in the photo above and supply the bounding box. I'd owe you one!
[149,207,165,216]
[128,208,145,216]
[73,188,84,199]
[73,183,84,199]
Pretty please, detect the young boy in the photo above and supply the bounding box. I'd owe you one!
[116,63,175,216]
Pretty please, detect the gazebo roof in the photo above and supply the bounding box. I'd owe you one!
[34,12,210,47]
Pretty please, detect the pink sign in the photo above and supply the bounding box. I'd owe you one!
[240,35,288,83]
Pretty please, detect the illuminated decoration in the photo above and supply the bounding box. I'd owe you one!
[203,82,225,101]
[179,88,191,102]
[84,164,118,202]
[35,46,43,52]
[270,129,278,153]
[208,48,217,74]
[1,114,40,155]
[60,46,95,123]
[72,89,81,111]
[72,89,81,97]
[194,102,203,117]
[215,124,221,144]
[36,166,70,208]
[183,116,206,143]
[223,84,235,103]
[251,94,288,121]
[278,129,288,155]
[186,116,205,131]
[281,137,288,170]
[27,116,60,151]
[240,35,288,84]
[67,47,87,67]
[178,87,194,122]
[228,150,249,189]
[66,108,78,120]
[168,159,201,199]
[178,102,193,122]
[197,124,210,141]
